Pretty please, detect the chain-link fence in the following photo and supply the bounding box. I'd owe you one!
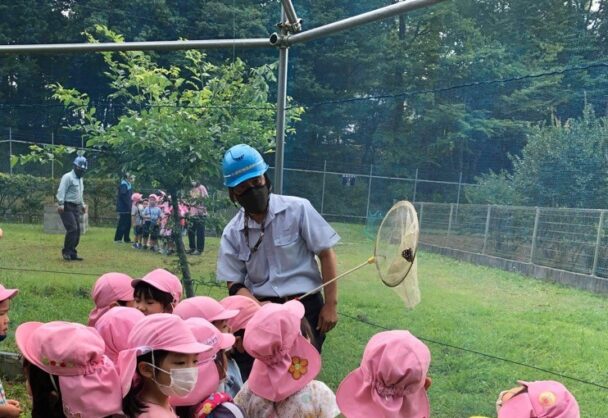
[416,202,608,279]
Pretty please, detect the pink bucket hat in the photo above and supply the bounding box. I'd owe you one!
[174,296,239,323]
[244,300,321,402]
[117,313,212,395]
[131,192,143,202]
[88,272,135,327]
[94,307,145,363]
[498,380,580,418]
[16,321,123,418]
[220,295,261,332]
[336,330,431,418]
[0,284,18,302]
[170,317,234,407]
[131,268,183,304]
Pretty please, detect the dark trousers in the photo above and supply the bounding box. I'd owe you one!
[114,213,132,242]
[59,203,81,257]
[187,218,205,251]
[257,292,326,352]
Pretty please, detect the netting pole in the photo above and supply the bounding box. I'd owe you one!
[274,7,289,195]
[592,210,605,276]
[529,207,540,264]
[320,160,327,215]
[412,168,418,202]
[455,170,462,208]
[446,203,454,247]
[8,128,12,175]
[482,204,492,255]
[365,164,373,219]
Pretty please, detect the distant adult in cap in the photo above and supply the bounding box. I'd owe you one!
[56,156,87,261]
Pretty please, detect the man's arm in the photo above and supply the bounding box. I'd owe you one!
[227,281,259,302]
[317,248,338,333]
[56,174,69,214]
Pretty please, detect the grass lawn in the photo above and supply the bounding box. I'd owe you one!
[1,222,607,417]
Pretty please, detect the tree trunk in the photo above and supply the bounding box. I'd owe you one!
[169,191,195,298]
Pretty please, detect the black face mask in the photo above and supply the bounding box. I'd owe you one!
[0,334,6,343]
[74,168,86,178]
[236,184,270,215]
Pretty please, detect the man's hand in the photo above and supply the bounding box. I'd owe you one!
[0,400,23,417]
[317,301,338,333]
[57,206,64,215]
[81,205,87,214]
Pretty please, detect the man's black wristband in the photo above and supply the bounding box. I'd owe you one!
[228,283,248,296]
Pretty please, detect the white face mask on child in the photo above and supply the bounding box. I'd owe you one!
[146,363,199,397]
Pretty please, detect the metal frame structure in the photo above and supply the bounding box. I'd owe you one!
[0,0,446,193]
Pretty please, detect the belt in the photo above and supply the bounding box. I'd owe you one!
[257,292,318,303]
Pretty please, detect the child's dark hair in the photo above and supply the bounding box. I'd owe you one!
[133,281,174,312]
[175,405,197,418]
[300,317,317,348]
[122,349,170,417]
[23,358,65,418]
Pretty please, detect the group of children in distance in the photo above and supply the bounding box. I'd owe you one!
[130,189,203,256]
[0,271,581,418]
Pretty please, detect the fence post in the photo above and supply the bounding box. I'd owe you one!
[51,132,55,179]
[412,168,419,202]
[418,202,424,230]
[8,127,13,175]
[592,210,605,276]
[482,204,492,255]
[320,160,327,216]
[445,203,454,247]
[529,207,540,264]
[365,164,373,219]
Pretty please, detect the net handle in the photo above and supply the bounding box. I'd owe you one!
[297,256,376,300]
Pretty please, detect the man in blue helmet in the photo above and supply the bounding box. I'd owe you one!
[56,156,88,261]
[217,144,340,352]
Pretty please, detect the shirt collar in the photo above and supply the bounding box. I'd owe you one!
[237,194,287,230]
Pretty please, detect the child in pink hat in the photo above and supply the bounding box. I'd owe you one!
[171,318,245,418]
[0,284,21,417]
[88,272,136,326]
[16,320,123,418]
[131,192,145,249]
[174,296,243,396]
[336,330,432,418]
[132,269,183,315]
[118,313,213,418]
[94,306,145,363]
[220,295,261,382]
[496,380,579,418]
[235,300,339,418]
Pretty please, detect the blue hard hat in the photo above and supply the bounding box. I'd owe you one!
[73,156,88,170]
[222,144,269,188]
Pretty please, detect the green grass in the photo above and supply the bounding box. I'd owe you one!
[1,222,608,417]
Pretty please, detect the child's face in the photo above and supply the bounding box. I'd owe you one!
[153,352,199,386]
[0,298,11,336]
[135,296,167,315]
[212,319,230,334]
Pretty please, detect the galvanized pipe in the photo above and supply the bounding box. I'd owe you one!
[274,7,289,195]
[0,38,272,54]
[279,0,302,33]
[287,0,446,45]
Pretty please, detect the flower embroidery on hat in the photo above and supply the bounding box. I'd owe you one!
[373,381,407,399]
[63,404,83,418]
[538,391,557,408]
[289,356,308,380]
[41,356,76,369]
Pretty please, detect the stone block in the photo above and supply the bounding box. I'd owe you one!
[43,204,88,234]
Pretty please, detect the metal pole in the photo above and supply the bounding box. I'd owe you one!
[279,0,302,32]
[482,205,492,255]
[418,202,424,230]
[592,210,605,276]
[8,128,12,175]
[446,203,454,247]
[320,160,327,215]
[455,171,463,223]
[529,207,541,264]
[51,132,55,179]
[365,164,373,219]
[274,8,289,195]
[0,38,272,54]
[412,168,418,202]
[288,0,446,45]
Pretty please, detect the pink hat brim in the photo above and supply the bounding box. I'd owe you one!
[219,332,236,350]
[0,288,18,302]
[497,390,534,418]
[336,368,430,418]
[170,361,220,407]
[15,322,46,370]
[209,308,240,322]
[247,334,321,402]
